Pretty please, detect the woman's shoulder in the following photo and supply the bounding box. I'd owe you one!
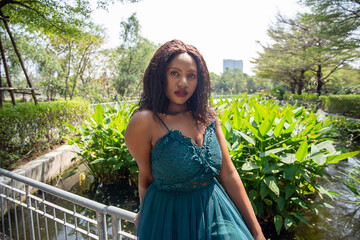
[129,109,155,127]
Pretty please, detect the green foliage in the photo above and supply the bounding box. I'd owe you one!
[213,94,359,234]
[321,95,360,118]
[2,1,92,38]
[66,102,138,185]
[270,87,286,100]
[113,13,158,97]
[339,160,360,201]
[283,93,319,102]
[0,100,90,170]
[211,69,256,95]
[326,116,360,149]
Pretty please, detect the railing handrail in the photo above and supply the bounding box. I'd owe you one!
[0,167,136,222]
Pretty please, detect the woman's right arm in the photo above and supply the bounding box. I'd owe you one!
[124,110,154,203]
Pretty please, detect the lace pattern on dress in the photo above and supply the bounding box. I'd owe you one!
[151,121,222,192]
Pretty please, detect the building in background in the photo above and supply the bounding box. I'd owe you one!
[223,59,243,73]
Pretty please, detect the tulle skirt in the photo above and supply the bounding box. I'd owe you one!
[136,179,254,240]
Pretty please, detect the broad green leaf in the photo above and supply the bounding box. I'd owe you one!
[315,185,333,200]
[248,190,258,201]
[93,103,105,125]
[260,181,270,198]
[316,109,326,122]
[283,122,297,134]
[260,146,290,157]
[285,184,295,199]
[276,196,285,211]
[284,165,297,179]
[326,151,359,164]
[294,213,310,226]
[244,121,261,141]
[242,161,260,170]
[280,153,297,164]
[295,141,308,161]
[291,197,308,209]
[274,215,283,235]
[301,123,315,136]
[263,198,273,205]
[264,176,280,196]
[273,118,285,137]
[91,158,106,164]
[234,129,256,146]
[311,150,326,165]
[316,140,336,154]
[284,218,293,230]
[269,152,281,160]
[259,111,276,136]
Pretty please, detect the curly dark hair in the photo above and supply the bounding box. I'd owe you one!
[137,39,213,124]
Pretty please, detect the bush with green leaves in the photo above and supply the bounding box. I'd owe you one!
[65,102,138,185]
[213,94,359,235]
[270,86,286,100]
[320,95,360,118]
[283,92,319,102]
[325,116,360,149]
[0,100,90,170]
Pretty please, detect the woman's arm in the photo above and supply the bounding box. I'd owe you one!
[215,117,265,240]
[125,110,154,204]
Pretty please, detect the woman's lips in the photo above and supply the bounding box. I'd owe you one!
[175,89,188,97]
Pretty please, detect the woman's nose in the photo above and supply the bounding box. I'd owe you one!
[177,76,188,88]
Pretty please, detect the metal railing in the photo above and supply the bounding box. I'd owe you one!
[0,168,137,240]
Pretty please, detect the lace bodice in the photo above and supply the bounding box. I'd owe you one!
[150,121,222,191]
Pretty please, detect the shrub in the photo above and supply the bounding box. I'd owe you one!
[65,102,138,185]
[0,100,90,170]
[320,95,360,118]
[213,94,359,235]
[270,87,286,100]
[283,92,319,102]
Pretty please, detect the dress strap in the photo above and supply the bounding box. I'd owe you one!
[156,114,170,132]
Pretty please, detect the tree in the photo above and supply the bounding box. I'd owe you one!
[0,0,140,104]
[300,0,360,37]
[254,12,359,95]
[253,15,315,94]
[113,13,158,97]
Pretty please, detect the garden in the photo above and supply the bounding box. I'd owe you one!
[39,93,358,239]
[0,0,359,239]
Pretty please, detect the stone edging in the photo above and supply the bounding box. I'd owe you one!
[0,144,79,191]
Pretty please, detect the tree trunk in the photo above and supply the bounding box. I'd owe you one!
[297,70,305,95]
[1,10,37,105]
[65,42,72,100]
[316,64,323,96]
[0,35,15,105]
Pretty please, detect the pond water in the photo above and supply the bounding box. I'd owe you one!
[50,155,360,240]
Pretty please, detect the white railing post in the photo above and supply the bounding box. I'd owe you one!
[25,185,35,240]
[96,211,108,240]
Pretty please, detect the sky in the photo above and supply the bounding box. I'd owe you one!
[90,0,305,75]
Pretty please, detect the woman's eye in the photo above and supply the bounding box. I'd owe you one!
[170,71,178,76]
[188,74,196,79]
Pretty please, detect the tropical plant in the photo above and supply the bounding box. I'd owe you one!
[65,102,137,185]
[212,94,359,235]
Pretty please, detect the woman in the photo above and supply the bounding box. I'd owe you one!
[125,40,265,240]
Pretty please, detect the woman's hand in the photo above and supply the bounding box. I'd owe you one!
[133,212,139,227]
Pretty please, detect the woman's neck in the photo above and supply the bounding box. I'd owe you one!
[167,103,188,115]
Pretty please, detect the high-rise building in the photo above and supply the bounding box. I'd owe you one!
[223,59,243,73]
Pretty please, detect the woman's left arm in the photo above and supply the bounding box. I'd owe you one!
[215,118,265,240]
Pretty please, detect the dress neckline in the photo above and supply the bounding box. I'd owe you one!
[151,121,215,152]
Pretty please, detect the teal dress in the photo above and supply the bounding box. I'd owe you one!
[137,120,254,240]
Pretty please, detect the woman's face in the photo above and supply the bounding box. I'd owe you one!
[165,53,198,111]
